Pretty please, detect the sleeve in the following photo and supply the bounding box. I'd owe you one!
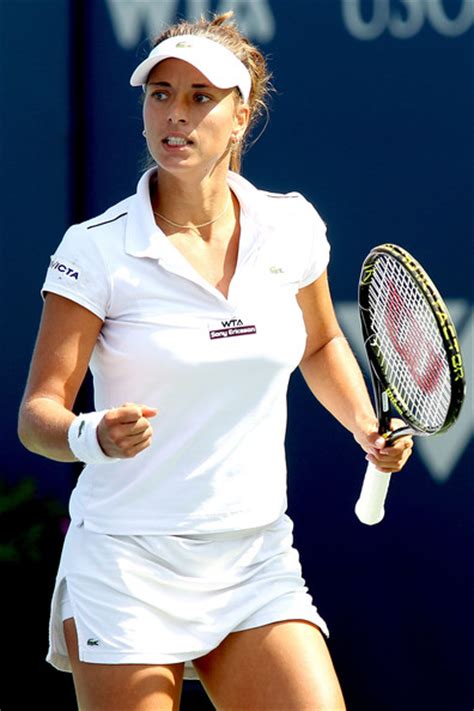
[298,200,330,289]
[41,224,111,320]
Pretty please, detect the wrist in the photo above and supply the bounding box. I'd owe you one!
[68,411,119,464]
[352,414,379,445]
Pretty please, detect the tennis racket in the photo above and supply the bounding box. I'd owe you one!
[355,243,466,525]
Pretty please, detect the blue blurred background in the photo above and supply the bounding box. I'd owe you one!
[1,1,472,709]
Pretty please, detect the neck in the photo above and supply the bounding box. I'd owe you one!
[151,165,232,230]
[154,196,232,231]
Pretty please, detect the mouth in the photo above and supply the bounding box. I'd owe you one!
[162,135,193,146]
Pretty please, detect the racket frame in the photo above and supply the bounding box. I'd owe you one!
[355,243,466,524]
[358,243,465,438]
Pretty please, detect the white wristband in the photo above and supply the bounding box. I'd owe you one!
[68,410,119,465]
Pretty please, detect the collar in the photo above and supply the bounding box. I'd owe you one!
[124,168,165,259]
[124,168,267,260]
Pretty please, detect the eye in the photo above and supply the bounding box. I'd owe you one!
[151,90,168,101]
[194,93,212,104]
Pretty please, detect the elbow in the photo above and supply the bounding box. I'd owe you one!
[17,402,39,454]
[300,332,346,365]
[17,412,34,453]
[17,397,74,463]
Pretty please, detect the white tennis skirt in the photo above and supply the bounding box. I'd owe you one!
[47,514,329,680]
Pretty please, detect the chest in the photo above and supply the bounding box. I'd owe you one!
[165,226,240,299]
[94,237,307,384]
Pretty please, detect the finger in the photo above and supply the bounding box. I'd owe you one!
[124,419,154,438]
[115,414,155,437]
[118,426,155,457]
[138,405,158,418]
[110,419,154,445]
[101,425,154,458]
[369,434,387,450]
[108,404,157,424]
[118,440,153,459]
[121,403,158,421]
[105,405,142,424]
[121,430,153,453]
[366,457,403,473]
[366,447,412,472]
[375,445,411,463]
[391,438,414,455]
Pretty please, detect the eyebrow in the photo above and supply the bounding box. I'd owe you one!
[147,81,212,89]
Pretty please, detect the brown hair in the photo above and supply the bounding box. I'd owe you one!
[151,11,272,172]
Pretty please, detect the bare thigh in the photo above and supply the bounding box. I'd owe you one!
[63,618,184,711]
[193,620,346,711]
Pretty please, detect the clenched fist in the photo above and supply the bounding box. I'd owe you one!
[97,403,157,459]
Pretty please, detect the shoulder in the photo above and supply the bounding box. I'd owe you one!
[47,196,132,285]
[263,189,324,228]
[64,169,155,255]
[53,197,133,271]
[260,188,326,230]
[260,188,307,215]
[83,202,130,233]
[239,178,330,286]
[70,196,131,242]
[228,172,325,232]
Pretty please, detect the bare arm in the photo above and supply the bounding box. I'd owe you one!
[297,272,413,473]
[18,294,156,462]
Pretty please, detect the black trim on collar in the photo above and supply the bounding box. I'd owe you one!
[265,193,299,199]
[87,212,128,230]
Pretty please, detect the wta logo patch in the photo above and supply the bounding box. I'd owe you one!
[48,258,79,280]
[209,318,257,340]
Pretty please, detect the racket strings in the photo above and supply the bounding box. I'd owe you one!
[368,255,451,431]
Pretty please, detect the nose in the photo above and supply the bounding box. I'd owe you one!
[167,96,188,125]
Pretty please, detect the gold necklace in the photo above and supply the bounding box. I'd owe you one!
[154,197,231,230]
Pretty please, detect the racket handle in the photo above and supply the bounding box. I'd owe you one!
[355,462,392,525]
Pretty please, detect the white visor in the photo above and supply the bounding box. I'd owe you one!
[130,34,251,103]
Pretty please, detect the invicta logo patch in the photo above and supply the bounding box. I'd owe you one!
[49,258,79,280]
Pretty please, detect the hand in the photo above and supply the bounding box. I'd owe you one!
[362,418,414,473]
[97,403,158,459]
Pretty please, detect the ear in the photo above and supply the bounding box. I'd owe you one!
[232,101,250,142]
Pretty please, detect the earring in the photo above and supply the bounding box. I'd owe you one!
[142,129,147,137]
[232,134,241,144]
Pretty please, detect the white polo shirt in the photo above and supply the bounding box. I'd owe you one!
[42,169,329,534]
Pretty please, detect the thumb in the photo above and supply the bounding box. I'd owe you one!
[139,405,158,419]
[370,432,387,450]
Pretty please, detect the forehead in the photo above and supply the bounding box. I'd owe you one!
[147,58,212,86]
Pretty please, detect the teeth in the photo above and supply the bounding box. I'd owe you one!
[166,136,188,145]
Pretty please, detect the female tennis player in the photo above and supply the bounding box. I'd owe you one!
[18,11,413,711]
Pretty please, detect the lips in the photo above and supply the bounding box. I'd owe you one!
[162,134,193,146]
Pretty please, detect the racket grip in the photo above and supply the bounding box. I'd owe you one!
[355,462,392,525]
